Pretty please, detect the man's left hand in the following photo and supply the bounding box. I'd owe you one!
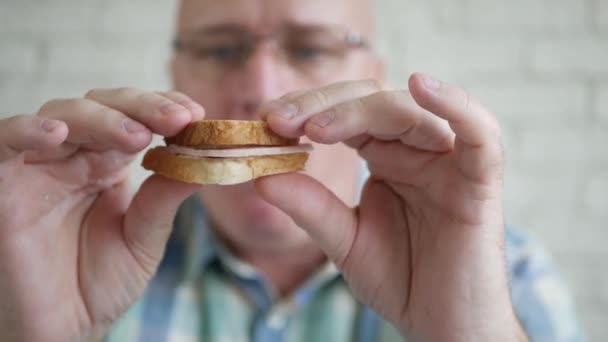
[257,73,528,341]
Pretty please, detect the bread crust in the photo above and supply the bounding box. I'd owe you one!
[142,147,309,185]
[165,120,298,147]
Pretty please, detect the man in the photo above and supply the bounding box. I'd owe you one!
[0,0,583,341]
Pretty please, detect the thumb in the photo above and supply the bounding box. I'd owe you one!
[255,173,357,267]
[123,175,201,273]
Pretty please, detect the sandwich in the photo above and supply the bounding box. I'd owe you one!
[142,120,313,185]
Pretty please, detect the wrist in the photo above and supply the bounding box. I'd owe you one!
[81,324,111,342]
[399,307,528,342]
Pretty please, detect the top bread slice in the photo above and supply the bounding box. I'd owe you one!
[165,120,298,147]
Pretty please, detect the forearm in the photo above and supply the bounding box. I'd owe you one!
[399,309,529,342]
[0,309,109,342]
[397,219,529,341]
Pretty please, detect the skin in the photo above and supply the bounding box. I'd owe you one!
[172,0,375,295]
[0,0,528,341]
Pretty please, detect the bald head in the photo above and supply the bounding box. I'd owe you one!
[176,0,376,43]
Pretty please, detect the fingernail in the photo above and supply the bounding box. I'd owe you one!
[179,101,205,120]
[267,101,298,120]
[160,103,188,116]
[40,119,62,133]
[310,111,335,128]
[421,74,440,90]
[122,119,148,133]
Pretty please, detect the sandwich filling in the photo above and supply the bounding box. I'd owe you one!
[166,144,313,158]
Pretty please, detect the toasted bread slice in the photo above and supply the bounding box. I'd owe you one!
[142,147,309,185]
[165,120,298,147]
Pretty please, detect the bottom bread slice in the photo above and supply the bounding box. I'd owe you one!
[142,147,309,185]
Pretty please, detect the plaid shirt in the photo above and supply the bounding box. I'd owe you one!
[105,196,585,342]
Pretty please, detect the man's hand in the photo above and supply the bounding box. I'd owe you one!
[0,89,204,342]
[257,74,528,341]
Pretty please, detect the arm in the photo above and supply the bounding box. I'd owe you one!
[256,74,527,341]
[0,89,203,341]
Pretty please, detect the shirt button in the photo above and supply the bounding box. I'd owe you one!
[267,313,286,330]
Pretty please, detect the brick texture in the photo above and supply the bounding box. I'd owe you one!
[404,36,523,81]
[593,0,608,33]
[597,84,608,122]
[1,0,607,339]
[0,40,41,74]
[463,0,587,35]
[467,82,586,123]
[531,40,608,77]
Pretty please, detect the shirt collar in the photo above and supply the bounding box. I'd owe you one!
[173,160,368,283]
[174,195,341,294]
[174,195,219,283]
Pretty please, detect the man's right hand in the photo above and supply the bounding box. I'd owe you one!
[0,88,204,342]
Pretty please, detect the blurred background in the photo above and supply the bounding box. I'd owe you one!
[0,0,606,340]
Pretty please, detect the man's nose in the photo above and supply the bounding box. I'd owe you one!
[233,45,299,119]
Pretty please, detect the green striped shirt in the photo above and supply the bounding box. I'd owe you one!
[105,196,584,342]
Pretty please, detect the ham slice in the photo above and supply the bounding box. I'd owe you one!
[166,144,313,158]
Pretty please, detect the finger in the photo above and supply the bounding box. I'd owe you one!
[255,173,357,267]
[84,179,131,232]
[85,88,199,137]
[408,73,503,181]
[38,98,152,154]
[303,90,455,152]
[24,144,80,163]
[357,139,445,186]
[262,79,382,138]
[0,115,68,161]
[408,73,500,148]
[156,91,205,121]
[122,175,201,275]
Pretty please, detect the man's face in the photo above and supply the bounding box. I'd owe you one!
[172,0,380,254]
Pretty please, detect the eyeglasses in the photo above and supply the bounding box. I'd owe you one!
[173,25,370,81]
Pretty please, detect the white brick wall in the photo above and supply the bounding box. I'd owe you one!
[1,0,607,340]
[519,123,607,163]
[531,40,608,77]
[593,0,608,32]
[405,36,524,80]
[0,2,101,35]
[467,82,586,122]
[0,40,41,74]
[585,173,608,216]
[463,0,587,34]
[46,39,168,75]
[597,85,608,121]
